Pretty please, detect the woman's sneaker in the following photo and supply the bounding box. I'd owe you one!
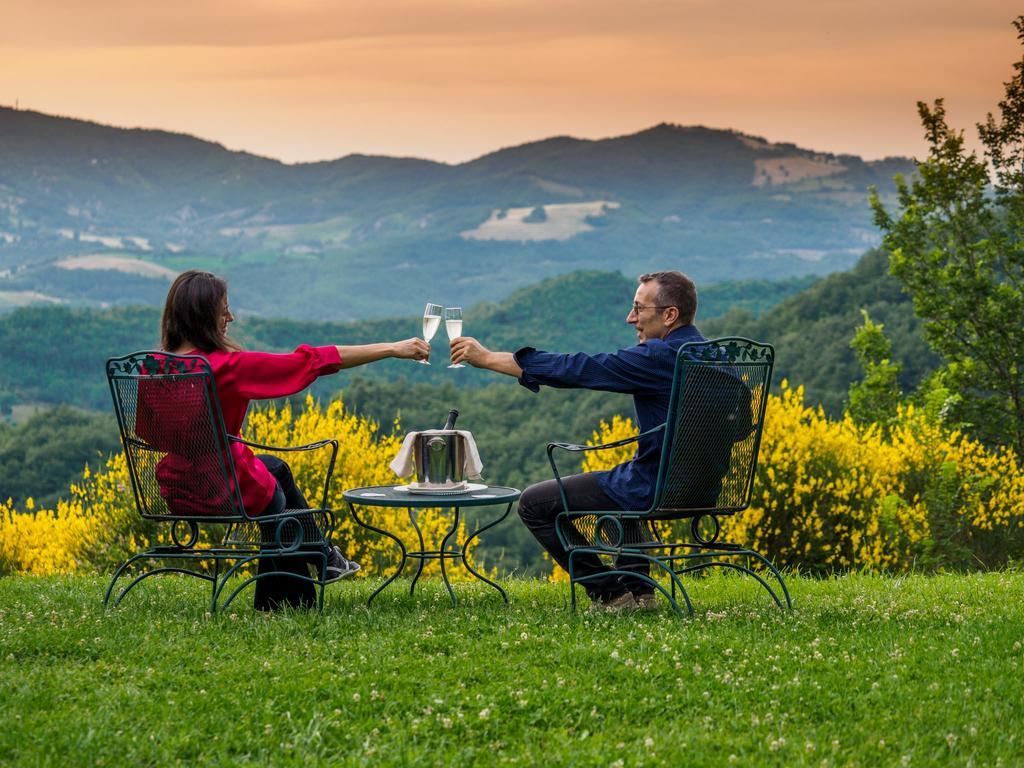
[324,546,360,583]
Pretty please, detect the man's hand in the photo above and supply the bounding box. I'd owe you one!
[391,338,430,361]
[449,336,490,367]
[450,337,524,377]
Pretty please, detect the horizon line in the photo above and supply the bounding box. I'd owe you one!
[0,103,919,167]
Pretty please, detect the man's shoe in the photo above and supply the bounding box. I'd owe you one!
[324,546,360,584]
[633,592,659,612]
[588,591,639,614]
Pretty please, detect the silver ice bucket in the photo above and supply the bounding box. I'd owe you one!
[413,431,467,488]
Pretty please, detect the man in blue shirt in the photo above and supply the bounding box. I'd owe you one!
[450,270,707,611]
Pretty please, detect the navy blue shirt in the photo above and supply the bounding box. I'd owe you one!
[513,324,708,511]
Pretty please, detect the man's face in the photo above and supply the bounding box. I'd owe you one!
[626,280,672,343]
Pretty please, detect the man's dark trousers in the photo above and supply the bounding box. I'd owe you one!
[518,472,653,602]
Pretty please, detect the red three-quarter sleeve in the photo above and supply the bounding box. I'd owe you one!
[215,345,343,400]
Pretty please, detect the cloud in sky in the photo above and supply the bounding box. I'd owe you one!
[0,0,1017,163]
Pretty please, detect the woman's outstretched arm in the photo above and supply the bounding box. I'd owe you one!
[336,337,430,368]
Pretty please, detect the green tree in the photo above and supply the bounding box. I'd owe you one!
[0,405,119,507]
[847,310,902,429]
[0,390,13,418]
[870,16,1024,455]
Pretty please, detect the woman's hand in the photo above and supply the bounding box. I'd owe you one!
[391,337,431,361]
[337,338,429,368]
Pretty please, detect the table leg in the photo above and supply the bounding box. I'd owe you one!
[438,506,460,606]
[461,501,512,604]
[408,507,427,596]
[348,501,407,605]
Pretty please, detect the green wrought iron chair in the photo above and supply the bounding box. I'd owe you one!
[104,351,339,612]
[550,337,790,616]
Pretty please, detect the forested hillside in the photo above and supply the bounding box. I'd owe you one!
[0,270,813,412]
[703,249,940,414]
[0,252,934,419]
[0,407,118,509]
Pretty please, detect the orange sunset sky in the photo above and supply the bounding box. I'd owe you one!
[0,0,1017,164]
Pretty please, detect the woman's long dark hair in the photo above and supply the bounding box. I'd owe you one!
[160,270,241,353]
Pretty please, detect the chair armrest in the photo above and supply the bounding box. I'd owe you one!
[546,422,664,455]
[240,508,338,549]
[545,423,665,515]
[229,436,338,454]
[230,436,340,511]
[554,509,657,553]
[559,509,650,520]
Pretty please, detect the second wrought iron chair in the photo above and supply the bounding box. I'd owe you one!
[550,337,790,616]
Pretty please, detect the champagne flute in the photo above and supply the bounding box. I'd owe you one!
[445,307,464,368]
[420,303,443,365]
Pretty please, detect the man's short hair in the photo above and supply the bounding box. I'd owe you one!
[639,271,697,325]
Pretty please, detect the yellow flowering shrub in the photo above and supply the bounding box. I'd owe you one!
[581,415,641,474]
[0,395,479,580]
[579,382,1024,573]
[245,395,478,579]
[0,454,140,575]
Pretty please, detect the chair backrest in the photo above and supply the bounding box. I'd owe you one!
[106,351,246,521]
[651,337,773,518]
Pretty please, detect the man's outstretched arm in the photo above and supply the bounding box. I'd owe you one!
[450,337,523,378]
[452,335,671,395]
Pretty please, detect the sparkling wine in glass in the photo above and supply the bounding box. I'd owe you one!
[420,303,443,365]
[445,307,464,368]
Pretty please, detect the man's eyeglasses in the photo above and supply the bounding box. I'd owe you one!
[631,302,671,314]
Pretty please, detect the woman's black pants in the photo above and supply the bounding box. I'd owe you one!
[252,455,327,611]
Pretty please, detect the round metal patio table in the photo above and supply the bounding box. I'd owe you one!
[343,484,520,606]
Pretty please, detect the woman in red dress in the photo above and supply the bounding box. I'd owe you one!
[157,270,429,610]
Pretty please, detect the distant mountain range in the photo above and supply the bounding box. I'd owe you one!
[0,107,916,320]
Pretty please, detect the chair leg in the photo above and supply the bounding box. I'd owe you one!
[675,545,792,610]
[218,552,327,613]
[742,548,792,609]
[209,558,221,614]
[628,555,694,617]
[668,544,681,601]
[215,555,259,611]
[103,554,145,608]
[316,550,327,613]
[568,551,578,614]
[567,549,695,617]
[105,555,216,609]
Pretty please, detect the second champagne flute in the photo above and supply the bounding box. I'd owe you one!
[420,303,443,365]
[445,307,464,368]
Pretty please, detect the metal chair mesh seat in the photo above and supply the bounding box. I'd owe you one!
[104,351,338,612]
[552,338,790,616]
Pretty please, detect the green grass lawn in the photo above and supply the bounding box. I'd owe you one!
[2,573,1023,767]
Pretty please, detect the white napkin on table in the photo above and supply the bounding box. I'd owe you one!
[389,429,484,481]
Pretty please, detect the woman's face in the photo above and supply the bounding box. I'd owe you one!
[219,296,234,337]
